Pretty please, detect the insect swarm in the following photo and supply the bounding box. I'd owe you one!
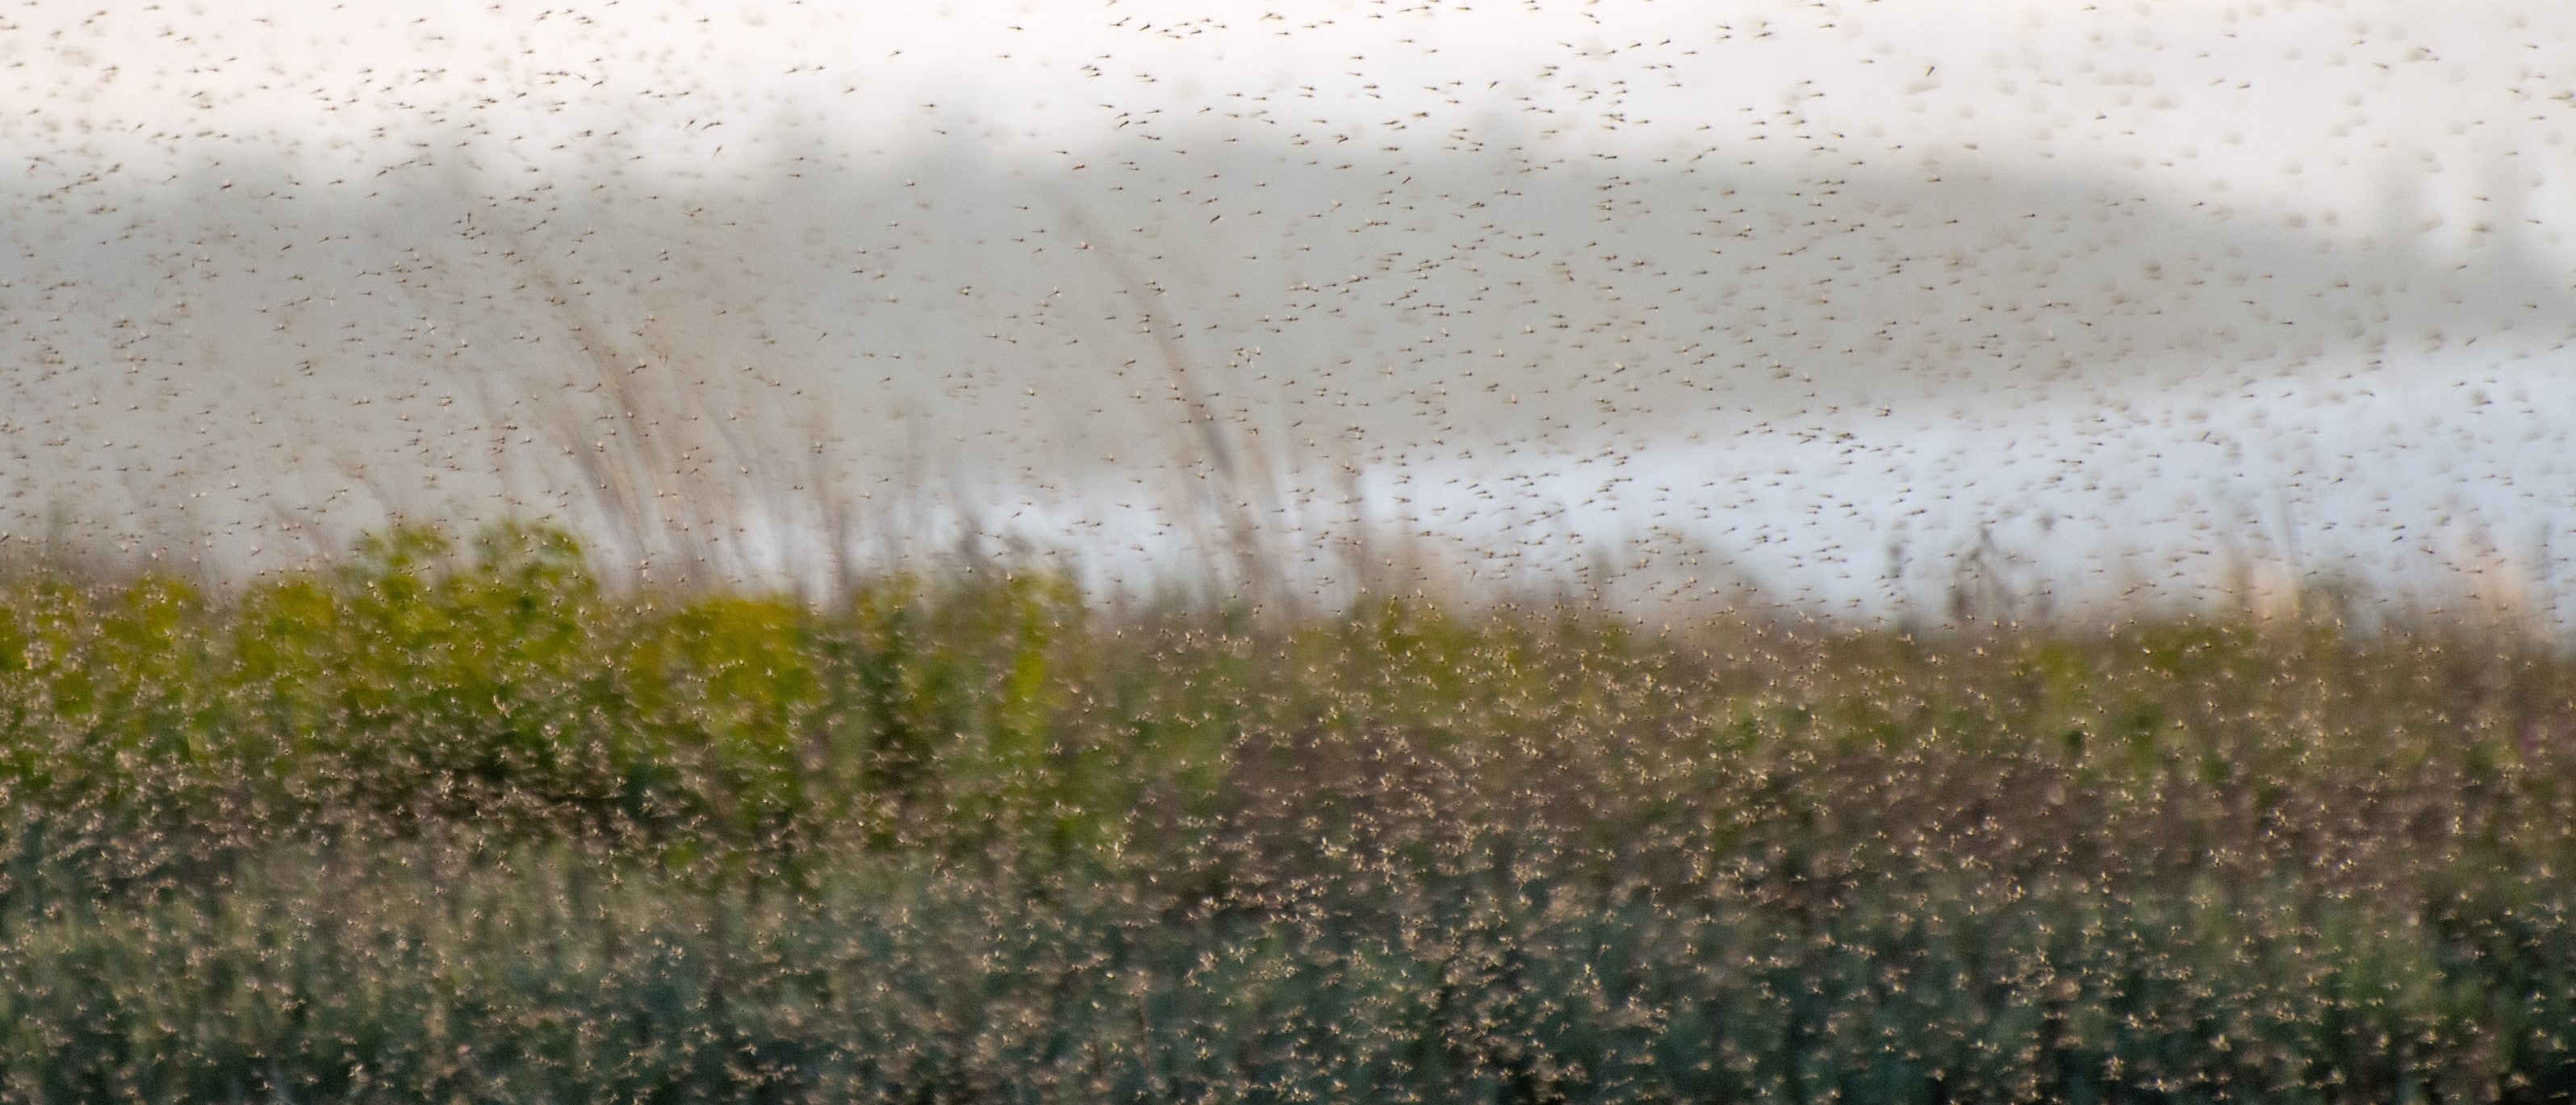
[1,1,2571,1101]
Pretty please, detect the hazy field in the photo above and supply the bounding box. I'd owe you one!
[8,2,2575,618]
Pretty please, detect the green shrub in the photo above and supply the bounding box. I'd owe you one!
[2,520,2574,1100]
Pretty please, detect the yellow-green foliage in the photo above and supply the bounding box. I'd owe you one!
[5,521,2576,1100]
[2,520,2569,878]
[0,525,1202,859]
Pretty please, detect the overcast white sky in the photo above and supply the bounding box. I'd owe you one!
[15,1,2564,213]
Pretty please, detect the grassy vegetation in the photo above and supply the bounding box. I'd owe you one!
[2,520,2574,1102]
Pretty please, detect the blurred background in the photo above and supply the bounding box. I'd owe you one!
[3,0,2570,623]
